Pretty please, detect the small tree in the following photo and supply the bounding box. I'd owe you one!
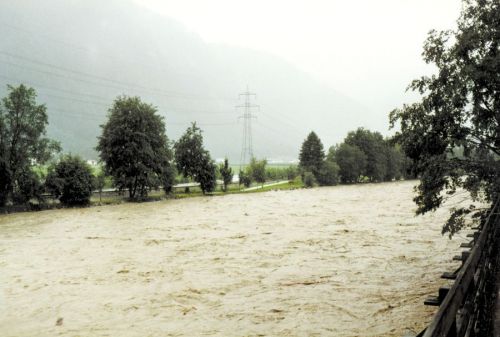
[303,171,316,188]
[94,170,106,203]
[219,158,233,192]
[96,96,173,200]
[239,170,252,188]
[45,155,94,205]
[248,158,267,187]
[174,123,216,194]
[299,131,325,178]
[315,160,340,186]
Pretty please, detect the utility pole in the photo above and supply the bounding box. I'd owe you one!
[236,86,259,172]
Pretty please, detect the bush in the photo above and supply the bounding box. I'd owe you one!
[239,170,252,188]
[303,171,316,188]
[12,169,44,204]
[316,161,339,186]
[45,155,94,205]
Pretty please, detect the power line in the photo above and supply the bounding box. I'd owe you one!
[0,53,231,102]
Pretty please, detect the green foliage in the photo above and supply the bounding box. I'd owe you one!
[174,123,216,194]
[0,84,60,206]
[239,170,252,188]
[219,158,233,192]
[45,155,94,205]
[302,171,316,188]
[315,160,339,186]
[285,165,299,181]
[12,169,44,205]
[330,143,367,183]
[345,128,387,182]
[390,0,500,235]
[96,96,173,200]
[247,157,267,186]
[299,131,325,177]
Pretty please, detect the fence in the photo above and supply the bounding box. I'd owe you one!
[413,199,500,337]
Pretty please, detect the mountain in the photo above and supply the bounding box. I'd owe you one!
[0,0,369,162]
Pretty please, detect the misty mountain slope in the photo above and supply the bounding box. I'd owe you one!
[0,0,369,161]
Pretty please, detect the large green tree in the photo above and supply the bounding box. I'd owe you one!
[345,128,387,182]
[96,96,173,199]
[0,84,60,206]
[330,143,367,183]
[174,123,216,194]
[299,131,325,177]
[390,0,500,236]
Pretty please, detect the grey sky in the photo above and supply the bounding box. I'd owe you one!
[134,0,461,116]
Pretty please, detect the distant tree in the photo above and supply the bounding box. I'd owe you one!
[0,84,60,206]
[331,143,367,183]
[285,165,299,181]
[390,0,500,237]
[174,123,216,194]
[45,155,94,205]
[316,160,340,186]
[96,96,173,200]
[219,158,233,192]
[302,171,316,188]
[299,131,325,178]
[248,157,267,187]
[94,170,106,203]
[239,170,252,188]
[384,142,405,181]
[345,128,387,182]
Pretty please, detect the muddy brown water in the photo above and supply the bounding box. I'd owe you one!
[0,181,468,337]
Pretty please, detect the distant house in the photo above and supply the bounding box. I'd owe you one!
[86,159,98,166]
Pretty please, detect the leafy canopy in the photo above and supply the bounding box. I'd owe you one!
[299,131,325,176]
[0,84,60,206]
[174,123,216,194]
[96,96,173,199]
[45,155,94,205]
[390,0,500,236]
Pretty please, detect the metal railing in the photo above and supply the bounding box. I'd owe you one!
[415,199,500,337]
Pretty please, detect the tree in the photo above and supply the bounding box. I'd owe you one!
[94,170,106,203]
[239,170,252,188]
[45,155,94,205]
[303,171,316,188]
[0,84,60,206]
[299,131,325,177]
[219,158,233,192]
[174,123,216,194]
[316,160,340,186]
[248,157,267,187]
[389,0,500,236]
[345,128,387,182]
[96,96,173,200]
[330,143,367,183]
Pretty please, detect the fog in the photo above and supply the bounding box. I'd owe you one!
[0,0,460,161]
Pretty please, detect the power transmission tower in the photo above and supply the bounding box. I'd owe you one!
[236,86,259,171]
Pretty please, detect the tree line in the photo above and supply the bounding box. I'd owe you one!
[0,83,410,210]
[0,86,231,207]
[298,129,411,187]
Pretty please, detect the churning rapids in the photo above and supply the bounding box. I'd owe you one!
[0,181,468,337]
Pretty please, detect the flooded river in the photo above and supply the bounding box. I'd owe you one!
[0,181,467,336]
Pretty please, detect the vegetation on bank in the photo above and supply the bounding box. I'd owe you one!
[0,82,411,213]
[391,0,499,236]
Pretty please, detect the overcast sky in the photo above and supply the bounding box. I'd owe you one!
[134,0,461,116]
